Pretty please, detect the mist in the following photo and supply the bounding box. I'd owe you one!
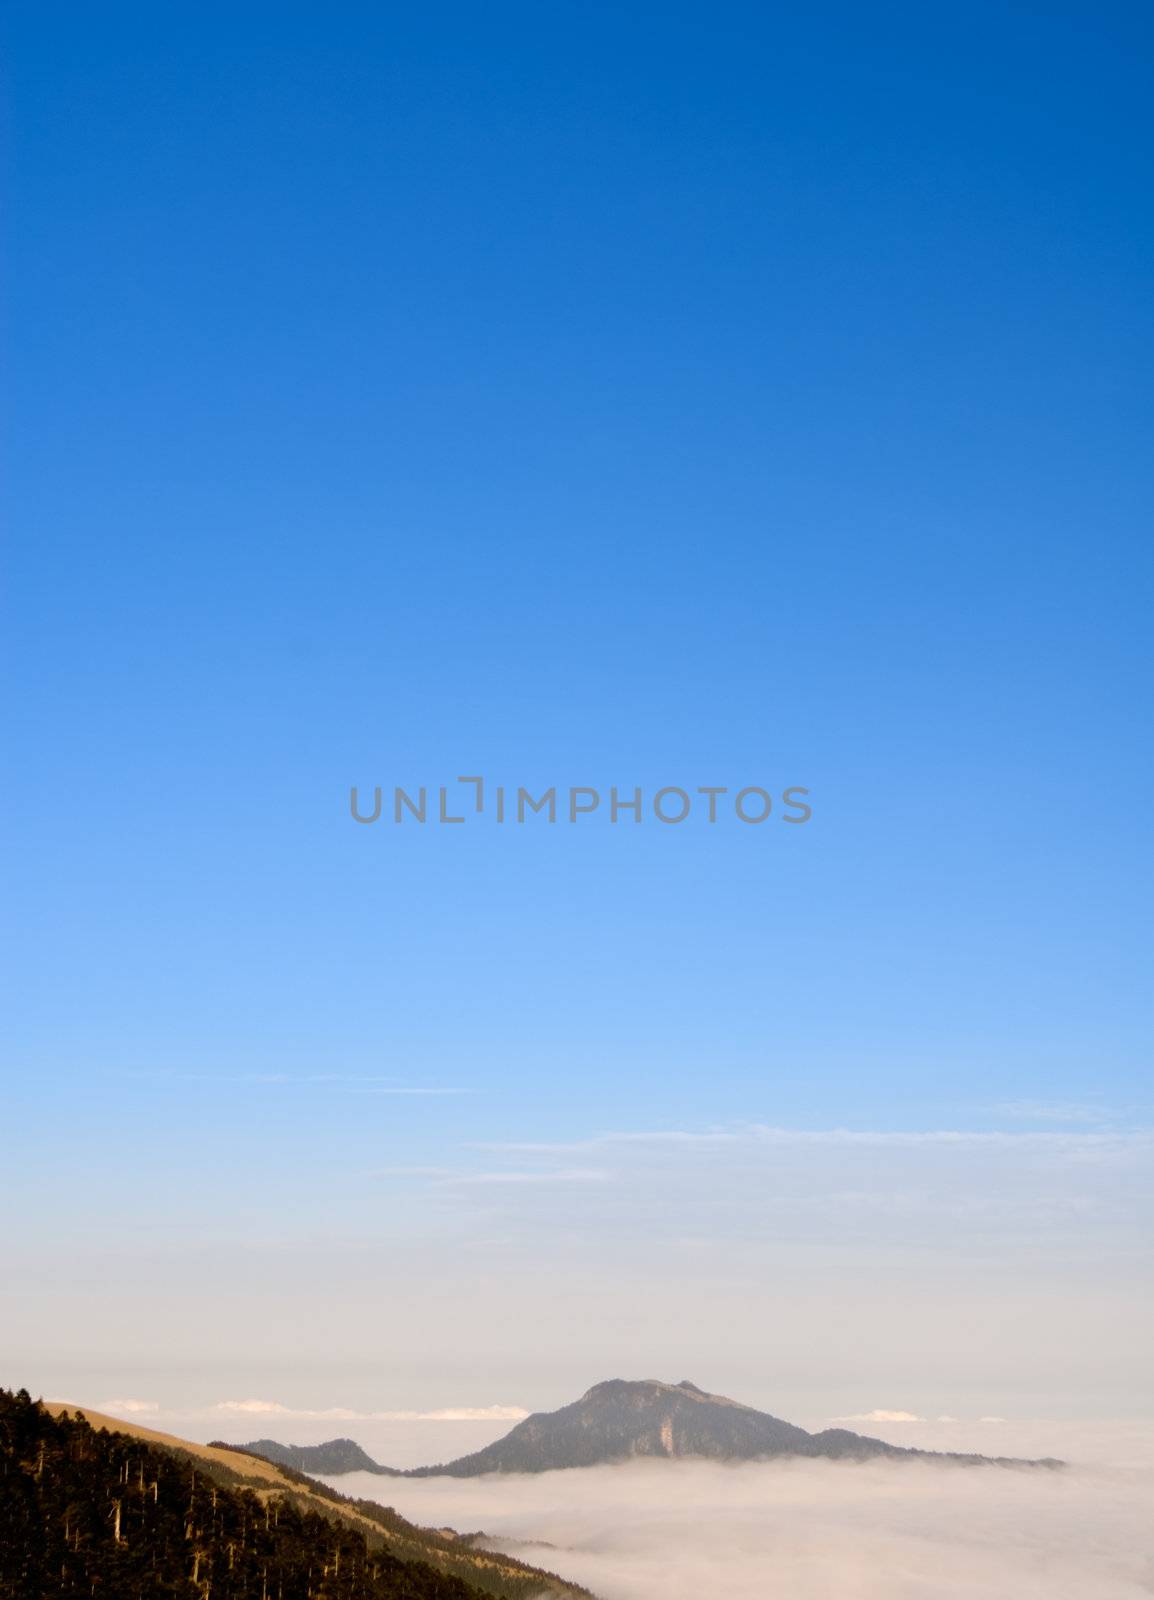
[326,1421,1154,1599]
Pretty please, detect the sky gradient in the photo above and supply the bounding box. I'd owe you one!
[3,2,1151,1420]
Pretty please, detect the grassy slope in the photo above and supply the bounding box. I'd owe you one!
[44,1405,592,1600]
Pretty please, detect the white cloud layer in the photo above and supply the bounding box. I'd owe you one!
[332,1421,1154,1600]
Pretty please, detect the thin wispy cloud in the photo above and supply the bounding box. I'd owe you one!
[345,1087,469,1097]
[95,1398,529,1424]
[454,1168,611,1187]
[378,1121,1154,1281]
[478,1123,1153,1154]
[831,1409,924,1423]
[372,1165,611,1187]
[124,1072,466,1095]
[993,1099,1126,1126]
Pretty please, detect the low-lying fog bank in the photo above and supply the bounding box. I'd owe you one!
[324,1422,1154,1599]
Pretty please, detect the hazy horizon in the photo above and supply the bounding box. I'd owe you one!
[12,1113,1153,1420]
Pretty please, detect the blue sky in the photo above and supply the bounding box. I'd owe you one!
[3,2,1152,1415]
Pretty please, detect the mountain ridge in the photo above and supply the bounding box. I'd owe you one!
[239,1377,1063,1477]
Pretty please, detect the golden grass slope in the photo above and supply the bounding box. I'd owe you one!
[44,1403,592,1600]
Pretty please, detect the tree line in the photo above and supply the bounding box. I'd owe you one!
[0,1388,485,1600]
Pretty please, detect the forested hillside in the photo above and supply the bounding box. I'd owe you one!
[0,1389,561,1600]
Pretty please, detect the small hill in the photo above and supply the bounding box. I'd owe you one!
[234,1436,397,1476]
[4,1392,591,1599]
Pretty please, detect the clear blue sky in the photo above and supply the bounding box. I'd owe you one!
[2,3,1151,1413]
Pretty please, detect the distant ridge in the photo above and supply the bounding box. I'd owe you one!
[241,1378,1064,1477]
[231,1435,400,1476]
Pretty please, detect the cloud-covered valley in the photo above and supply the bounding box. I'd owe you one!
[330,1421,1154,1599]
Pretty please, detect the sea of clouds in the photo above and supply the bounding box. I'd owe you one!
[325,1420,1154,1599]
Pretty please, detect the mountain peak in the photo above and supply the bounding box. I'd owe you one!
[239,1378,1066,1479]
[581,1376,692,1400]
[406,1378,886,1476]
[581,1377,716,1403]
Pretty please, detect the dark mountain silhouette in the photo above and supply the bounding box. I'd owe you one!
[241,1378,1063,1478]
[233,1436,399,1476]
